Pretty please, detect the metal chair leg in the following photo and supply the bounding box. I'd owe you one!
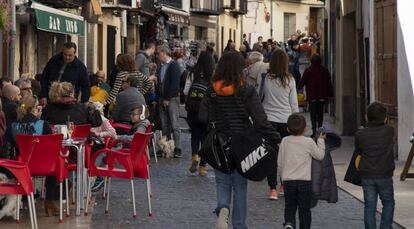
[41,177,46,200]
[152,136,158,163]
[27,193,35,229]
[72,172,76,205]
[59,182,63,223]
[65,179,70,217]
[130,180,136,218]
[105,178,111,214]
[30,193,38,229]
[85,176,91,216]
[146,179,152,216]
[16,195,20,223]
[102,177,107,200]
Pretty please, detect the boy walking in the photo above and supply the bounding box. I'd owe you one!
[278,113,325,229]
[355,102,395,229]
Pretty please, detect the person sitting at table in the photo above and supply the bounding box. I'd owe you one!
[115,105,150,144]
[42,81,101,126]
[111,75,146,125]
[10,95,59,216]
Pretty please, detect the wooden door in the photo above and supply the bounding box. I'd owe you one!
[374,0,398,157]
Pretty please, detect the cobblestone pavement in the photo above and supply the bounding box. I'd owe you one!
[90,129,404,229]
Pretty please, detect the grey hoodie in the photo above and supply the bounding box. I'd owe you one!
[135,50,150,76]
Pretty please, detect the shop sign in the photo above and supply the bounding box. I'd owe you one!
[166,13,189,25]
[35,9,85,36]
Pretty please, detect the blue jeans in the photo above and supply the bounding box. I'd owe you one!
[362,178,395,229]
[214,169,248,229]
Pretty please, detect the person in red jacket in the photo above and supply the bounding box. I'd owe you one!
[298,54,333,137]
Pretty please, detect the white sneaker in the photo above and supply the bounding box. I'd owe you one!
[217,208,229,229]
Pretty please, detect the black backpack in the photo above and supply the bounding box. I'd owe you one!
[185,71,209,113]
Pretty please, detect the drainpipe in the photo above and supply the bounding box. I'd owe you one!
[8,0,16,81]
[270,0,273,38]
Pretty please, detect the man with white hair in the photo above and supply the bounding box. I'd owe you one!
[245,51,269,89]
[14,78,32,97]
[157,44,182,158]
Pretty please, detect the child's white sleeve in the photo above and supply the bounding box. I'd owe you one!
[310,138,325,160]
[277,141,284,178]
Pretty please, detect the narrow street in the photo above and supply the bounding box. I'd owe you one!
[89,112,404,229]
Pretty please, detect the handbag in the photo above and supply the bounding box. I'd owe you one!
[231,128,278,181]
[200,92,233,174]
[344,150,362,186]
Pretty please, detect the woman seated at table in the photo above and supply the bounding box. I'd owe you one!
[10,95,59,216]
[42,81,101,126]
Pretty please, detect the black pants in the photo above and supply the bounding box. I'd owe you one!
[309,101,325,134]
[187,112,206,167]
[267,122,289,189]
[284,180,312,229]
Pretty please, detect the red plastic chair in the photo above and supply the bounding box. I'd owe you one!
[85,132,153,217]
[145,123,158,163]
[109,119,132,133]
[0,154,38,229]
[16,134,69,223]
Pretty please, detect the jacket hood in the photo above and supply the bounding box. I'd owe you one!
[137,50,149,58]
[212,81,235,96]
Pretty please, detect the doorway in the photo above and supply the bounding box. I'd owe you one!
[106,25,116,81]
[284,13,296,42]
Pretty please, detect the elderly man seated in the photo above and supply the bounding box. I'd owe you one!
[111,75,146,125]
[245,51,269,89]
[15,77,32,97]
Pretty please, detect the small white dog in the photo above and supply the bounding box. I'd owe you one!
[157,136,175,159]
[0,172,18,220]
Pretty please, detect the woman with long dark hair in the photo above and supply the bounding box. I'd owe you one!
[199,51,279,228]
[261,49,299,200]
[184,51,214,176]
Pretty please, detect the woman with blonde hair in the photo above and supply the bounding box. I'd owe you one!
[42,81,101,126]
[260,49,299,200]
[105,54,154,106]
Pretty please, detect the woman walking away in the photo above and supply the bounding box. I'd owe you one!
[261,49,299,200]
[184,51,214,176]
[199,51,279,229]
[298,54,333,137]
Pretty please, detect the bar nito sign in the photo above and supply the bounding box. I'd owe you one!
[34,9,85,36]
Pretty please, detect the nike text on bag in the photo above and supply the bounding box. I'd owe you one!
[232,129,278,181]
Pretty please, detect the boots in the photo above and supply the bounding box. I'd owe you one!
[199,165,208,177]
[189,155,199,173]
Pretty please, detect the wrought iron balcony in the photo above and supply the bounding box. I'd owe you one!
[190,0,219,15]
[158,0,182,9]
[34,0,83,8]
[101,0,132,9]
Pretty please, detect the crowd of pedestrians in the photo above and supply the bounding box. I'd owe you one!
[0,35,396,229]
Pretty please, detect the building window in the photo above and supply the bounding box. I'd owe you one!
[284,13,296,42]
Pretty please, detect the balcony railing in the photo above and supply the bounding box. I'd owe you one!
[101,0,132,9]
[158,0,182,9]
[35,0,83,8]
[190,0,219,15]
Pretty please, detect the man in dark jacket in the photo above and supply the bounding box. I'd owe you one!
[157,44,182,158]
[298,54,333,136]
[355,102,395,229]
[40,42,90,105]
[1,85,21,158]
[136,41,156,77]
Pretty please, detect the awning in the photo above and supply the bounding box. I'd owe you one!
[31,2,85,36]
[161,5,189,26]
[189,15,216,28]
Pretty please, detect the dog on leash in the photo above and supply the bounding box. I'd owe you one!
[0,172,18,220]
[157,136,175,159]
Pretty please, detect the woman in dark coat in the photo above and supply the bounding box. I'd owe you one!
[184,51,214,176]
[198,51,280,229]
